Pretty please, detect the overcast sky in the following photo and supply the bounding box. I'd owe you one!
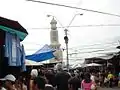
[1,0,120,61]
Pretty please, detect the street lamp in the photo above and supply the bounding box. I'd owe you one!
[67,13,83,28]
[64,13,83,71]
[47,14,64,28]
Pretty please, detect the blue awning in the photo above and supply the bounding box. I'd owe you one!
[25,44,55,62]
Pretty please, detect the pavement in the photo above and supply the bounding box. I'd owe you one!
[98,87,120,90]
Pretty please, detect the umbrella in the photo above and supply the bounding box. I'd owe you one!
[86,63,102,67]
[0,16,28,41]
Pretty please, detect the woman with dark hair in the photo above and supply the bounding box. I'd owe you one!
[44,70,56,87]
[81,73,96,90]
[68,77,80,90]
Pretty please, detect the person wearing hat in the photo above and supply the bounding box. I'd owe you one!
[0,74,16,90]
[29,69,38,90]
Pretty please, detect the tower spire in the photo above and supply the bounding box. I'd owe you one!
[50,17,57,30]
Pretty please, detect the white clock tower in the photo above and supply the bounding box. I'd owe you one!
[49,17,63,63]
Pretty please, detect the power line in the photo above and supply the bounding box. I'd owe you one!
[27,24,120,30]
[23,40,118,51]
[68,41,118,50]
[69,48,118,55]
[26,0,120,17]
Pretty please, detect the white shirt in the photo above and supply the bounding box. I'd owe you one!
[0,87,7,90]
[91,75,95,82]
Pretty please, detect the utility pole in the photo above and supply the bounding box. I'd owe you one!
[64,29,69,71]
[64,13,83,71]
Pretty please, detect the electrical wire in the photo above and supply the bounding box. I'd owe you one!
[68,41,118,50]
[26,0,120,17]
[27,24,120,30]
[69,47,118,55]
[23,41,118,51]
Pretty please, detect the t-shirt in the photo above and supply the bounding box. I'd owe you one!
[45,84,54,90]
[0,87,7,90]
[55,71,70,90]
[107,74,114,80]
[81,80,95,90]
[90,75,95,82]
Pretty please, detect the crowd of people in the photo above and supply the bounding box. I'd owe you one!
[0,63,120,90]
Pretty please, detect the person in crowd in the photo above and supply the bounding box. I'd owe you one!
[81,73,96,90]
[68,77,80,90]
[118,72,120,82]
[0,79,6,90]
[38,68,45,78]
[44,84,54,90]
[90,72,95,82]
[55,63,70,90]
[94,73,99,87]
[74,70,78,77]
[107,72,114,88]
[29,69,38,90]
[118,72,120,87]
[44,77,54,90]
[0,74,16,90]
[45,70,56,87]
[98,73,102,87]
[15,76,27,90]
[80,71,84,80]
[103,76,109,88]
[70,71,75,77]
[32,76,46,90]
[100,71,105,87]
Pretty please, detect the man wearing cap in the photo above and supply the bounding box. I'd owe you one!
[0,74,16,90]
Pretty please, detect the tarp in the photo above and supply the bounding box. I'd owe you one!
[25,59,43,66]
[86,63,102,67]
[25,44,55,62]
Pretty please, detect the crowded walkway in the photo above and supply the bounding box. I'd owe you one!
[0,63,120,90]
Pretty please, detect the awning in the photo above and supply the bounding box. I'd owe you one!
[26,44,55,62]
[25,59,43,66]
[0,16,28,41]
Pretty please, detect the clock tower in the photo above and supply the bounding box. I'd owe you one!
[49,17,63,63]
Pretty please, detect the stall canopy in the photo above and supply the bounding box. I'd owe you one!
[25,59,43,66]
[26,44,55,62]
[0,16,28,41]
[86,63,102,67]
